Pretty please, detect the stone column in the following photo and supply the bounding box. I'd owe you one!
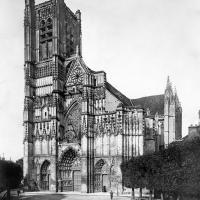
[81,114,94,193]
[81,134,88,192]
[50,135,57,191]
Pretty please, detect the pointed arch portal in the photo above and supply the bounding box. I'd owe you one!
[40,160,50,190]
[94,159,110,192]
[59,148,81,192]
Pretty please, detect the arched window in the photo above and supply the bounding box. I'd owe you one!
[40,20,45,31]
[60,148,77,172]
[46,18,52,26]
[40,18,53,60]
[95,159,105,173]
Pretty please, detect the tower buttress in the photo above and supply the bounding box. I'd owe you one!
[23,0,36,180]
[24,0,36,63]
[52,0,64,56]
[75,10,82,57]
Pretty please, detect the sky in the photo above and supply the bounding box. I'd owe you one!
[0,0,200,161]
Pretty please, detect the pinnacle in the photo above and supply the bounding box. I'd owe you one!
[166,75,172,90]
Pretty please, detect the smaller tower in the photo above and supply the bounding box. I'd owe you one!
[164,76,182,146]
[164,76,175,146]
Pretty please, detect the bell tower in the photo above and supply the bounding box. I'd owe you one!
[35,0,82,61]
[23,0,82,191]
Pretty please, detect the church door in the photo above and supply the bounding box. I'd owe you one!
[73,170,81,191]
[40,160,50,190]
[94,174,102,192]
[102,174,109,192]
[59,148,81,192]
[94,159,110,192]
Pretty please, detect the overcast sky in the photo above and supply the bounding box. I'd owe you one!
[0,0,200,161]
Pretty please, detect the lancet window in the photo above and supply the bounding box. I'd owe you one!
[39,18,53,60]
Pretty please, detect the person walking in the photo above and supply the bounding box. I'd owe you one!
[17,189,20,197]
[110,190,113,200]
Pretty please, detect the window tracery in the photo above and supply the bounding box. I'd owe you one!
[62,105,81,143]
[67,67,84,86]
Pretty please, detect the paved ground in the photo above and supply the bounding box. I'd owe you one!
[17,192,131,200]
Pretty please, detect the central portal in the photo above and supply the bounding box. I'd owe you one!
[59,148,81,192]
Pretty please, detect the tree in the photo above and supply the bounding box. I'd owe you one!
[110,166,122,196]
[121,137,200,200]
[0,160,23,199]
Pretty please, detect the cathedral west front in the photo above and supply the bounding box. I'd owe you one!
[23,0,182,193]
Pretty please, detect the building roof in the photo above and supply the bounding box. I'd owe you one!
[131,95,164,115]
[105,82,132,106]
[66,56,165,114]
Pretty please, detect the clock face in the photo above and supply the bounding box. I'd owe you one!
[71,68,84,84]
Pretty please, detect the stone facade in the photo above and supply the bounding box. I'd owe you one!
[23,0,182,193]
[188,111,200,139]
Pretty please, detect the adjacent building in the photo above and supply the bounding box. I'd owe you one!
[23,0,182,193]
[188,111,200,139]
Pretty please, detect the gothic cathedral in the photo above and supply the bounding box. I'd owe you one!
[23,0,182,193]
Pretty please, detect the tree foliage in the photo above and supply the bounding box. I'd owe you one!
[121,137,200,199]
[0,160,23,190]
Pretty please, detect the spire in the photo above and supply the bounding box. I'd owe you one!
[165,76,174,101]
[75,9,81,21]
[174,86,178,99]
[173,86,182,107]
[166,76,172,90]
[167,75,170,83]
